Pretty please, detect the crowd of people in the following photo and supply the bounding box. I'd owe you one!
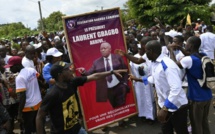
[0,16,214,134]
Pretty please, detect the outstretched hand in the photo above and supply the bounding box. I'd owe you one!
[113,69,128,78]
[128,74,137,81]
[114,49,126,56]
[76,67,86,74]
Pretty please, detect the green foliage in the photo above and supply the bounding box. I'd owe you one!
[0,22,32,39]
[0,11,65,40]
[37,11,65,31]
[125,0,212,26]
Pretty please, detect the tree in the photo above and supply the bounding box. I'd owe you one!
[37,11,65,31]
[127,0,212,26]
[0,22,31,39]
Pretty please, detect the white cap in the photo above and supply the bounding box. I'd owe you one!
[54,36,60,41]
[165,30,182,38]
[46,48,63,57]
[33,43,42,49]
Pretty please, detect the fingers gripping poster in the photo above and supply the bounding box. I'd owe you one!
[63,8,137,131]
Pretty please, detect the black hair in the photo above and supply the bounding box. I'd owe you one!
[188,36,201,50]
[206,25,213,32]
[140,36,153,46]
[46,55,53,63]
[51,72,59,81]
[174,35,184,43]
[183,32,193,41]
[10,64,23,73]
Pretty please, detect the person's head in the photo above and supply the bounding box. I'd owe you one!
[185,25,192,32]
[185,36,201,53]
[128,34,135,42]
[173,35,184,48]
[11,48,18,56]
[50,61,74,82]
[166,25,172,32]
[173,24,178,31]
[183,32,193,42]
[150,31,157,40]
[21,40,29,51]
[4,56,23,73]
[100,42,111,58]
[191,22,196,29]
[17,51,25,58]
[140,36,153,54]
[41,40,50,51]
[25,45,36,60]
[197,18,201,23]
[206,25,213,32]
[0,58,5,73]
[46,47,63,64]
[0,45,7,58]
[129,41,138,55]
[145,40,161,62]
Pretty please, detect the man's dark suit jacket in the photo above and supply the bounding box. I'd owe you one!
[85,54,128,102]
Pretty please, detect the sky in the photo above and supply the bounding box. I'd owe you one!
[1,0,215,29]
[0,0,127,29]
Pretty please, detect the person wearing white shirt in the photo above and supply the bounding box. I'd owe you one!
[22,45,35,68]
[174,36,212,134]
[129,40,188,134]
[5,56,42,134]
[200,25,215,59]
[130,42,156,123]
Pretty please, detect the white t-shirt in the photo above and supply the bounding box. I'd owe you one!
[200,32,215,59]
[16,67,41,108]
[22,56,35,68]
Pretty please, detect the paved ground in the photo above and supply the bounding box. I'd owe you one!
[13,103,215,134]
[89,104,215,134]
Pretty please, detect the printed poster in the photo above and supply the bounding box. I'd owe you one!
[63,8,137,131]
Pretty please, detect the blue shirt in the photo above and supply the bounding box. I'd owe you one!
[42,63,53,88]
[180,54,212,101]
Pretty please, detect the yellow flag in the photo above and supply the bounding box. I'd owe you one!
[186,13,191,25]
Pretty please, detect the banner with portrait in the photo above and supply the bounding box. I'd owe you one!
[62,8,137,131]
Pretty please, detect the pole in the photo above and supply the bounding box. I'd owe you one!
[38,1,44,30]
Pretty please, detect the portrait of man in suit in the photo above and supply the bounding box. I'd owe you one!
[79,42,129,108]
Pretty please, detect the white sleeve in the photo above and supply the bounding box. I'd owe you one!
[147,76,154,84]
[165,66,184,109]
[16,76,26,93]
[142,54,147,60]
[180,56,192,69]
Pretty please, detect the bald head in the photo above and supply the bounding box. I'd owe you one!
[146,40,161,53]
[100,42,112,58]
[25,45,35,60]
[145,40,161,61]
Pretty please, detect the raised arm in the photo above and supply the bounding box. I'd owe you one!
[86,69,127,82]
[115,49,145,64]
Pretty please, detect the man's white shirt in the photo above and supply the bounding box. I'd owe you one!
[147,54,188,112]
[200,32,215,59]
